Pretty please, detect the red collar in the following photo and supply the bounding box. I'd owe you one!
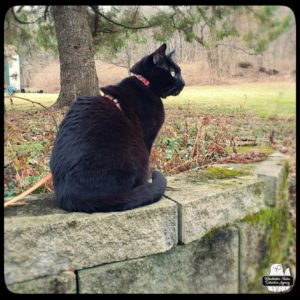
[132,73,150,87]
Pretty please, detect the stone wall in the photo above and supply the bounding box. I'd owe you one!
[4,152,293,294]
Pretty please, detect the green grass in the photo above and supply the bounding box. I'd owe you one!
[165,82,296,117]
[4,93,58,111]
[4,82,295,117]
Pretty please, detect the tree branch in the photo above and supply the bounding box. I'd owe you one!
[96,28,121,34]
[170,12,205,47]
[131,6,139,24]
[194,34,205,47]
[218,42,258,55]
[44,6,49,21]
[16,6,24,13]
[11,6,48,25]
[90,6,160,30]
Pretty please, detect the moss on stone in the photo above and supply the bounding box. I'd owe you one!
[237,145,275,155]
[240,204,294,293]
[246,215,294,293]
[277,160,289,206]
[240,206,292,253]
[185,167,251,184]
[241,208,273,225]
[209,181,242,190]
[202,223,232,240]
[235,164,256,172]
[203,167,250,179]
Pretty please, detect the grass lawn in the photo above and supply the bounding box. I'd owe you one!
[4,93,58,111]
[4,81,295,117]
[165,82,296,117]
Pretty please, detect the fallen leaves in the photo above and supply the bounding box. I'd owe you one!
[4,107,64,198]
[4,102,295,199]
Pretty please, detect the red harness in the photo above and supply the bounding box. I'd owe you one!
[102,93,122,111]
[100,74,149,111]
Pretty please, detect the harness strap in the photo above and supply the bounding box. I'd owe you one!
[100,74,150,112]
[99,89,122,111]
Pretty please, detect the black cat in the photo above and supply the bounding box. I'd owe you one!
[50,44,185,213]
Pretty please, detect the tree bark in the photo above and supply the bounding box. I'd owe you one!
[52,6,99,108]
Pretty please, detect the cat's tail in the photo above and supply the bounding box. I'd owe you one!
[61,171,167,213]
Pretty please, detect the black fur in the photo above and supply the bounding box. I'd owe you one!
[50,44,185,212]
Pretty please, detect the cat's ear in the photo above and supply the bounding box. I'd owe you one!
[153,43,167,65]
[167,50,175,58]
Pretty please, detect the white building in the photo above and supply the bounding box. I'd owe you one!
[5,54,22,91]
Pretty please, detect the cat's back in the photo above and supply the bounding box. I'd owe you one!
[59,95,127,135]
[53,94,139,161]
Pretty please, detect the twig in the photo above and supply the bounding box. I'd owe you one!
[7,95,58,132]
[9,94,48,109]
[4,173,52,208]
[192,121,203,158]
[218,43,258,56]
[169,159,195,174]
[131,6,139,24]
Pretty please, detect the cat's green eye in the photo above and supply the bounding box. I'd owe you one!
[171,70,176,77]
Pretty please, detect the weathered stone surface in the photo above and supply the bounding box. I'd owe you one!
[4,152,291,293]
[237,207,293,293]
[6,271,76,294]
[211,152,289,206]
[235,155,292,293]
[4,194,178,284]
[238,220,270,294]
[253,153,289,206]
[78,227,239,294]
[165,171,265,244]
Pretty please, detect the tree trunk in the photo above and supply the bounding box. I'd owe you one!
[52,6,99,108]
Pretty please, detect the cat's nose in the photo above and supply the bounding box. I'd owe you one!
[178,74,185,88]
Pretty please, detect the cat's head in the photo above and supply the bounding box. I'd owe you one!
[130,44,185,99]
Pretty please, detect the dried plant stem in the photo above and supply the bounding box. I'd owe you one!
[169,159,194,174]
[4,172,52,208]
[192,122,202,158]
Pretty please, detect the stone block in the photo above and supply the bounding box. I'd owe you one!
[4,194,178,284]
[165,171,265,244]
[253,152,289,206]
[6,271,76,294]
[211,152,289,206]
[78,227,239,294]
